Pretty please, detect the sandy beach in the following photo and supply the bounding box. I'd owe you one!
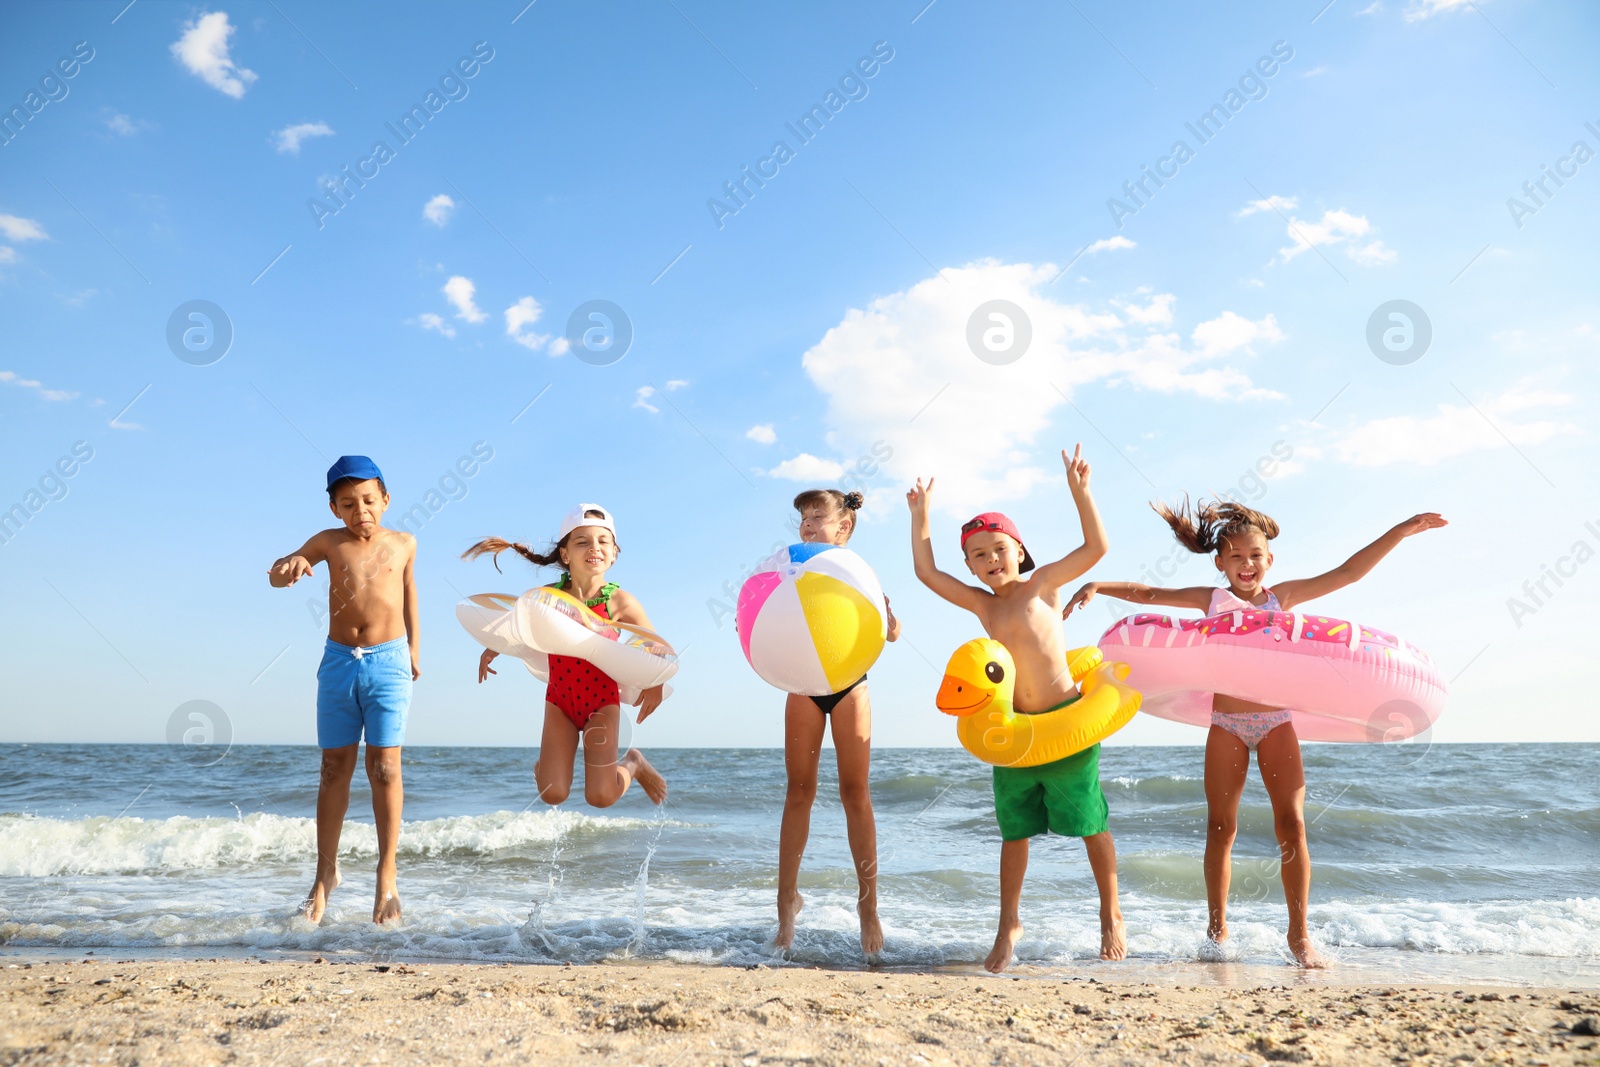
[4,957,1598,1066]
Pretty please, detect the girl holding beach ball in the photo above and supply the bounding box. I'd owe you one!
[737,490,899,957]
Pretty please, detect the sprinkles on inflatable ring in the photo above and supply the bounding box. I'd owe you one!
[1099,606,1445,742]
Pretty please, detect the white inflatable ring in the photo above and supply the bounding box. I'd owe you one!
[457,586,678,703]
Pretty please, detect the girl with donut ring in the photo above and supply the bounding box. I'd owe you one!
[1066,499,1446,967]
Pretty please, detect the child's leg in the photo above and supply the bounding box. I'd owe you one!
[984,838,1029,973]
[534,703,580,805]
[366,744,403,924]
[301,744,358,923]
[828,686,882,955]
[581,705,666,807]
[1255,722,1325,968]
[1083,831,1125,960]
[776,694,826,949]
[1202,724,1250,943]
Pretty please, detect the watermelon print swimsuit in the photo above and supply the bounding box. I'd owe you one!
[545,577,623,730]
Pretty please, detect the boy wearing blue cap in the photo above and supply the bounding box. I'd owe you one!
[268,456,418,925]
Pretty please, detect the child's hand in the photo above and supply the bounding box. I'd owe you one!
[636,684,665,723]
[477,648,498,683]
[411,653,421,681]
[1063,444,1090,494]
[906,477,935,516]
[1395,513,1447,537]
[1063,582,1097,618]
[270,555,313,586]
[884,595,901,642]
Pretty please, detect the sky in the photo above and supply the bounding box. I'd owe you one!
[1,0,1596,750]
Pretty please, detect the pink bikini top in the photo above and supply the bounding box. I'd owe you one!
[1208,586,1281,614]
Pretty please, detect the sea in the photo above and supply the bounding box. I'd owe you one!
[2,742,1597,987]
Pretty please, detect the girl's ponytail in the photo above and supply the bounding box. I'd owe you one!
[461,537,561,572]
[1152,495,1280,555]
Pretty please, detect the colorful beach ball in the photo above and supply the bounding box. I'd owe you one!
[736,543,887,697]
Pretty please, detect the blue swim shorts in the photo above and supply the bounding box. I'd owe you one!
[316,636,412,749]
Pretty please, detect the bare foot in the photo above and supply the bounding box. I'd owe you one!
[1100,912,1127,961]
[984,918,1023,973]
[1290,932,1327,968]
[624,750,668,805]
[858,897,884,957]
[373,887,402,925]
[298,865,341,924]
[775,891,803,950]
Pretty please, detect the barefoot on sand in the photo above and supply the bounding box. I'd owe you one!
[984,919,1022,973]
[775,892,803,951]
[373,888,402,925]
[298,866,341,925]
[624,750,668,805]
[1100,913,1127,960]
[858,898,884,957]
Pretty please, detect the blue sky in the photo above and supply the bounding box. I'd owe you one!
[1,0,1596,750]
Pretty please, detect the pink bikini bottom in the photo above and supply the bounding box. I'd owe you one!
[1211,708,1292,751]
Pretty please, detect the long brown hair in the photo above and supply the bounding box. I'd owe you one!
[793,488,863,542]
[1152,495,1280,555]
[462,510,620,573]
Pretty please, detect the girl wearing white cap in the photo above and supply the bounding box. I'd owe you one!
[464,504,668,807]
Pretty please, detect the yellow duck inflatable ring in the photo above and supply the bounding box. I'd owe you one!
[936,639,1141,767]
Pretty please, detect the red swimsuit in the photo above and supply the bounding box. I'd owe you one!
[545,580,622,730]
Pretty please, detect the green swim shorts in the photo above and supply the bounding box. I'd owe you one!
[992,738,1109,842]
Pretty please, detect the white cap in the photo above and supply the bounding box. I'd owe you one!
[558,502,616,541]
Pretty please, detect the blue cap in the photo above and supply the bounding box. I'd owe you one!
[326,455,386,491]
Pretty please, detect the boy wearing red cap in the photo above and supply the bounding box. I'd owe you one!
[907,445,1124,972]
[267,456,418,926]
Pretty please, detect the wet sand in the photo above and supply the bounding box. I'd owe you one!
[4,957,1599,1065]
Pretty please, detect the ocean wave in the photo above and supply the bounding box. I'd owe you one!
[0,809,685,877]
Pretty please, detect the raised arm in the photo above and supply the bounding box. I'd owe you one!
[1272,512,1447,611]
[907,477,988,613]
[268,531,329,587]
[1033,445,1108,592]
[1064,581,1214,618]
[607,589,667,721]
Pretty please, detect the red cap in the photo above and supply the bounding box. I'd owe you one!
[960,512,1036,573]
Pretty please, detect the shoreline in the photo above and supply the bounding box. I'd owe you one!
[4,957,1598,1066]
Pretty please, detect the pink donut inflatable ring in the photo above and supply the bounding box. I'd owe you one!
[1098,607,1446,743]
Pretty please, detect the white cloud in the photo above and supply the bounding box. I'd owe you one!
[1406,0,1470,20]
[1301,65,1328,77]
[1357,2,1383,13]
[105,113,143,136]
[504,296,549,350]
[442,275,486,323]
[665,379,688,391]
[170,11,258,99]
[1084,236,1135,255]
[0,215,48,242]
[272,121,334,155]
[746,424,777,444]
[1115,291,1175,326]
[416,312,455,339]
[1191,310,1285,356]
[1,369,78,402]
[633,386,660,413]
[1265,206,1395,266]
[767,454,845,481]
[1237,195,1298,218]
[423,194,455,227]
[1333,385,1577,466]
[0,247,16,265]
[798,259,1284,516]
[548,336,571,356]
